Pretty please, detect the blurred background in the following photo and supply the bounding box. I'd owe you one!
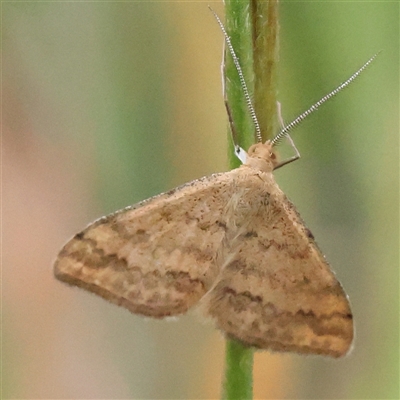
[3,1,398,399]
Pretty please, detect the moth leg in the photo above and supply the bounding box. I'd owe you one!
[274,101,301,170]
[222,43,248,164]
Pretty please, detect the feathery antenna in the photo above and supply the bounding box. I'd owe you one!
[271,52,380,146]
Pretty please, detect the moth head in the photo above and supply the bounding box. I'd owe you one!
[245,141,279,173]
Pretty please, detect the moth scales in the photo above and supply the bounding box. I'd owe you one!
[54,13,378,358]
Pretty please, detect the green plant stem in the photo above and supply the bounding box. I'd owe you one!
[251,0,279,141]
[225,0,254,170]
[222,1,280,399]
[223,340,254,400]
[223,0,254,398]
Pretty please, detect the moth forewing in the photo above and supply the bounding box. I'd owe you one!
[200,158,353,358]
[55,171,237,318]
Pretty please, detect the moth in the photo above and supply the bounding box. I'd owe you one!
[54,13,377,358]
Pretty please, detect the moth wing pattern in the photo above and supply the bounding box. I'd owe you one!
[202,167,353,357]
[54,172,237,318]
[55,163,353,357]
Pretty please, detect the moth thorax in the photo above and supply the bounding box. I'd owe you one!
[245,141,278,173]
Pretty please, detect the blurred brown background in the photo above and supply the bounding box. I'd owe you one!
[3,1,398,399]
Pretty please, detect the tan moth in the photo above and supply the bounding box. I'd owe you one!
[54,13,377,358]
